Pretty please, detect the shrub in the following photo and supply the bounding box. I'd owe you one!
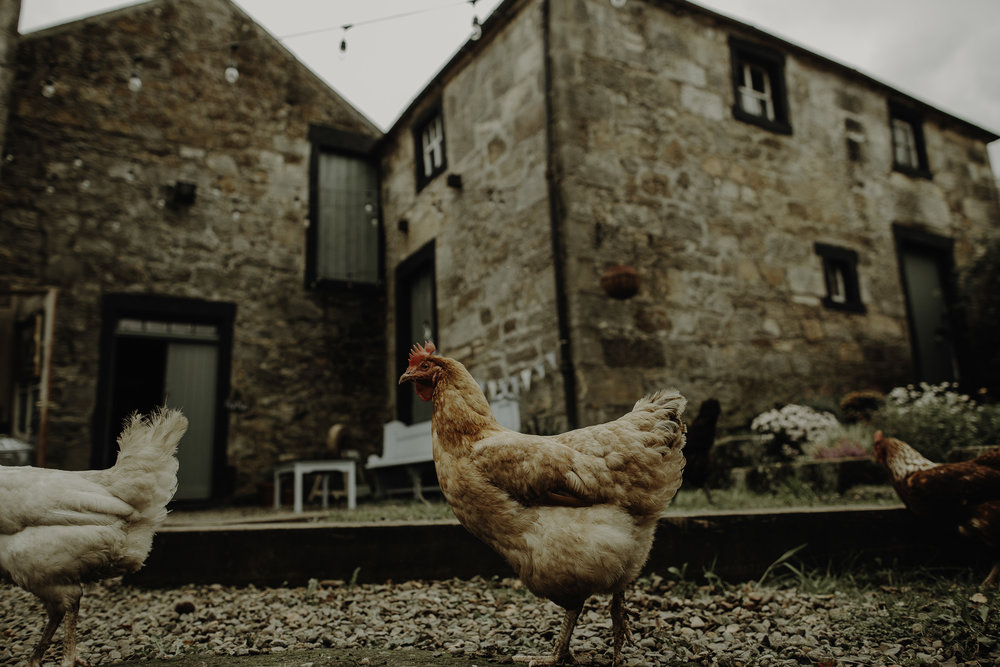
[871,382,984,461]
[958,236,1000,394]
[802,421,875,459]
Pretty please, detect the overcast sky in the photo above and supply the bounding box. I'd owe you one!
[18,0,1000,169]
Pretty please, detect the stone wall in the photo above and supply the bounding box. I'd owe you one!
[380,0,570,433]
[549,0,1000,426]
[0,0,20,175]
[0,0,386,495]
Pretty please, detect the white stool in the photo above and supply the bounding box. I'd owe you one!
[273,459,357,513]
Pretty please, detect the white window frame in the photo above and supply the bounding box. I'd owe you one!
[421,115,445,179]
[738,62,775,121]
[892,117,919,170]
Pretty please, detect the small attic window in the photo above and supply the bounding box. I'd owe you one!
[413,103,447,192]
[889,100,930,178]
[729,37,791,135]
[815,243,865,314]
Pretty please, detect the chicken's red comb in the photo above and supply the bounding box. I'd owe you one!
[407,341,437,367]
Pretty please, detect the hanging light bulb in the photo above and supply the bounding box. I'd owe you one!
[224,44,239,84]
[339,26,350,60]
[611,0,627,7]
[128,55,143,92]
[41,78,55,98]
[469,0,482,40]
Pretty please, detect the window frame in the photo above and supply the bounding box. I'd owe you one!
[412,102,447,192]
[728,37,792,135]
[815,243,866,314]
[888,100,931,179]
[305,125,383,290]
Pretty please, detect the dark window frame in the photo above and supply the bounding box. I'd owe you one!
[305,125,383,290]
[815,243,866,314]
[412,102,447,192]
[395,241,437,424]
[729,37,792,135]
[888,100,931,179]
[92,293,235,498]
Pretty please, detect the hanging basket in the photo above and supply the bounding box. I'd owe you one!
[600,264,640,300]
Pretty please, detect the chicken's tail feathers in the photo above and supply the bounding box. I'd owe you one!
[110,407,186,515]
[634,389,688,451]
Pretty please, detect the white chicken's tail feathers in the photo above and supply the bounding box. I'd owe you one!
[109,407,186,517]
[633,389,687,452]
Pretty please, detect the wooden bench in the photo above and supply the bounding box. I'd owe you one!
[368,398,521,499]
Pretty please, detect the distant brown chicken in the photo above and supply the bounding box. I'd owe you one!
[873,431,1000,588]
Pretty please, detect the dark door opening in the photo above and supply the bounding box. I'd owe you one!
[94,294,234,501]
[894,226,960,384]
[395,242,436,425]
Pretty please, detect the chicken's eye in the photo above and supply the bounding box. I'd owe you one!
[420,361,430,369]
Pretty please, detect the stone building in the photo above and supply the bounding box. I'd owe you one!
[0,0,21,171]
[0,0,385,500]
[2,0,998,501]
[380,0,1000,432]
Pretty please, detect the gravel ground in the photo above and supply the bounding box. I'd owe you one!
[4,573,999,666]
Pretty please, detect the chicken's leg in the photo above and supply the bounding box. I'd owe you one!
[610,591,634,665]
[28,600,65,667]
[982,561,1000,589]
[513,605,582,666]
[28,584,84,667]
[60,586,84,667]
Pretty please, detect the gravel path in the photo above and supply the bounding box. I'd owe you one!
[3,574,998,666]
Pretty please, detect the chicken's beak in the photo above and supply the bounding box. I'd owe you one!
[398,369,414,385]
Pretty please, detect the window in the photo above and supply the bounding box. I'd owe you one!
[413,104,447,191]
[815,243,865,313]
[306,126,381,287]
[729,37,791,134]
[889,101,930,178]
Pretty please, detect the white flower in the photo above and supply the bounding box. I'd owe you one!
[751,404,840,445]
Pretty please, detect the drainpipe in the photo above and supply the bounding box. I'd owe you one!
[541,0,579,429]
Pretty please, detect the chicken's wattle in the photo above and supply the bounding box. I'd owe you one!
[415,382,434,402]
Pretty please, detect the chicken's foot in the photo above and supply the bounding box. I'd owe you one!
[513,605,581,666]
[611,591,635,666]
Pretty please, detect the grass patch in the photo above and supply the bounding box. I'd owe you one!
[668,482,900,513]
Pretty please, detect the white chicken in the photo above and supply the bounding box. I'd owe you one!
[1,408,186,666]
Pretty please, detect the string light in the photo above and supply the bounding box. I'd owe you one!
[470,0,482,41]
[339,26,350,60]
[128,55,143,92]
[28,0,491,92]
[224,44,239,83]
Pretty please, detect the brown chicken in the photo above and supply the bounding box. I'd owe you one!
[399,341,686,665]
[1,408,186,666]
[873,430,1000,588]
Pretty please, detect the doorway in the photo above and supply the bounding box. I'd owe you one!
[395,242,436,425]
[94,294,234,501]
[894,226,959,384]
